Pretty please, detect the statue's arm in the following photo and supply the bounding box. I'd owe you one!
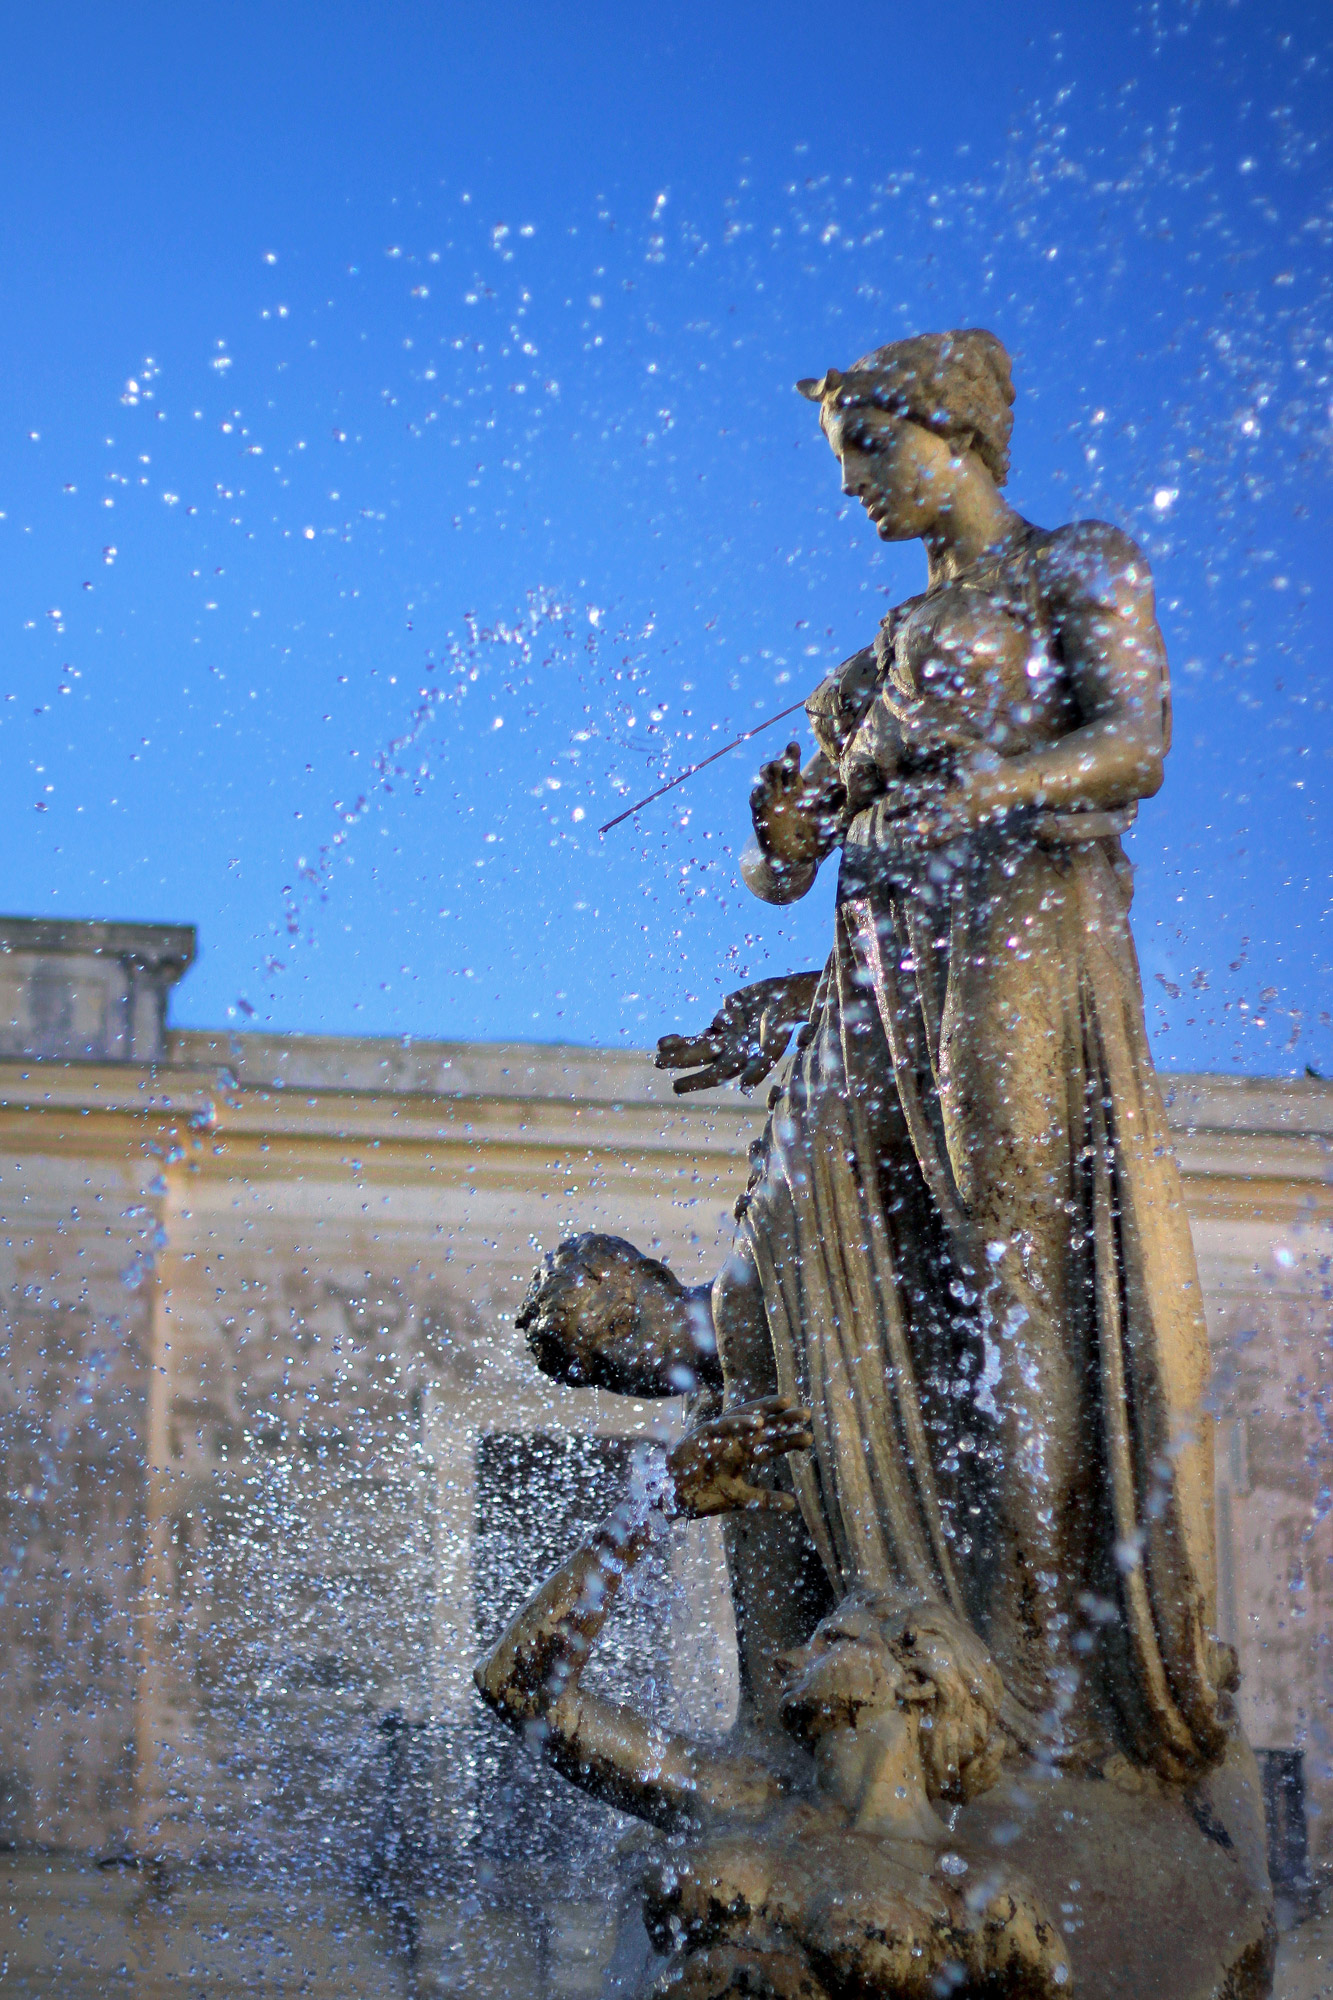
[473,1399,811,1829]
[1026,520,1170,807]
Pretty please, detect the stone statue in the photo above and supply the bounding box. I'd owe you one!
[478,330,1276,1998]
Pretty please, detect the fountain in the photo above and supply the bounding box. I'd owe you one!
[474,331,1278,1999]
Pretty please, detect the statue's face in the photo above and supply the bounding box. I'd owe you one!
[516,1232,700,1395]
[777,1605,904,1746]
[822,405,958,542]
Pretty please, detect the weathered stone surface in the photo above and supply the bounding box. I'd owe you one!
[951,1735,1276,2000]
[0,1852,404,1997]
[0,918,194,1063]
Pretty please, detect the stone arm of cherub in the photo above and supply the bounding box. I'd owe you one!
[473,1397,812,1830]
[654,971,822,1096]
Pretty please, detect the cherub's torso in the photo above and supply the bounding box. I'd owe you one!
[640,1798,948,1972]
[638,1795,1063,1993]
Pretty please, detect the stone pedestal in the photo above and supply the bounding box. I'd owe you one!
[950,1735,1276,2000]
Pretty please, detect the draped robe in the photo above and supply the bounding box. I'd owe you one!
[738,624,1231,1781]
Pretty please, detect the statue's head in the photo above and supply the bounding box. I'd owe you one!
[777,1588,1006,1802]
[516,1231,718,1396]
[797,328,1015,543]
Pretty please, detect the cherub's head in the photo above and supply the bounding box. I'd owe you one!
[798,328,1014,544]
[516,1232,719,1398]
[778,1589,1006,1803]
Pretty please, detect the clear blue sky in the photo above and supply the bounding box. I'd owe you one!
[2,1,1329,1073]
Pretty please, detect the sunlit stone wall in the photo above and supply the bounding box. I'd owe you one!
[0,993,1329,1877]
[0,917,195,1064]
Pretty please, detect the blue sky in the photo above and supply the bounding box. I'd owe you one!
[1,0,1329,1073]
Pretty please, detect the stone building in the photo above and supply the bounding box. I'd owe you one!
[0,916,1331,1992]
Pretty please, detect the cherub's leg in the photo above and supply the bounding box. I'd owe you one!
[713,1241,833,1735]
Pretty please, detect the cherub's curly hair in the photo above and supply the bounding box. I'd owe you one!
[797,328,1016,485]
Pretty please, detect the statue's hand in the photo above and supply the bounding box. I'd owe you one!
[654,971,820,1095]
[750,741,845,870]
[666,1395,813,1517]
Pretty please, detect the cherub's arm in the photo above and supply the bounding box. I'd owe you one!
[474,1398,812,1830]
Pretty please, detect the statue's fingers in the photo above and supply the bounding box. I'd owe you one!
[671,1070,719,1096]
[749,1424,814,1457]
[655,1031,722,1069]
[671,1054,748,1095]
[713,1407,768,1435]
[743,1404,810,1439]
[757,1011,794,1057]
[747,1394,806,1419]
[746,1436,813,1470]
[696,1041,751,1083]
[737,1052,776,1092]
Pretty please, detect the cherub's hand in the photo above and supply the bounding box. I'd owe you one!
[750,741,845,870]
[654,971,820,1096]
[666,1395,814,1517]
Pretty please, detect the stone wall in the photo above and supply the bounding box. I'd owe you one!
[0,918,195,1064]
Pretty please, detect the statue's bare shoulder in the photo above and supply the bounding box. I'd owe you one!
[1028,517,1158,615]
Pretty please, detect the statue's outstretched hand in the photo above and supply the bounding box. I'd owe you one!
[750,740,845,870]
[666,1395,813,1517]
[654,971,820,1095]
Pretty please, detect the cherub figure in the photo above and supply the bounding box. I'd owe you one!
[475,1397,1068,2000]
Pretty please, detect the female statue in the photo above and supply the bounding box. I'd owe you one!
[497,329,1276,1999]
[713,326,1232,1779]
[521,328,1233,1788]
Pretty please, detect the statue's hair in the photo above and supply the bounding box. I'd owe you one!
[796,328,1016,485]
